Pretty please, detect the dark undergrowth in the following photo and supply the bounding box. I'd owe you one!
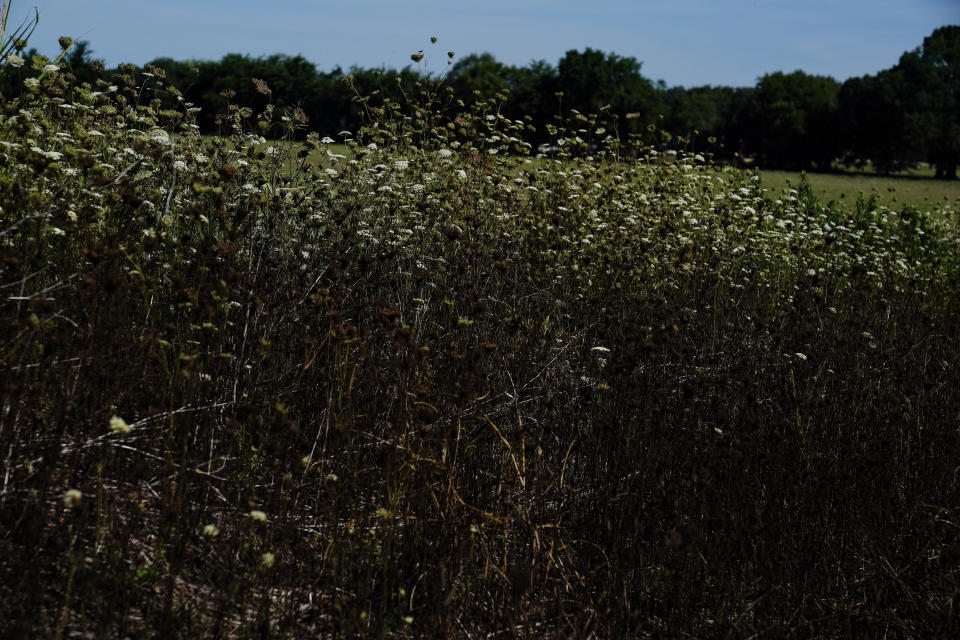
[1,42,960,639]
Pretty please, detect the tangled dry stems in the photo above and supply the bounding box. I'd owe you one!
[1,55,959,638]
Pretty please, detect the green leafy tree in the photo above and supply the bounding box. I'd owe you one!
[151,53,341,137]
[664,86,725,136]
[662,85,754,157]
[742,70,841,169]
[556,48,660,125]
[837,70,912,173]
[445,54,559,143]
[447,53,512,102]
[897,25,960,179]
[504,60,558,143]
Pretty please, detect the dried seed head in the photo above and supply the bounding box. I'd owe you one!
[252,78,270,94]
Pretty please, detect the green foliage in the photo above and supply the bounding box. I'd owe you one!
[556,48,659,125]
[448,52,512,100]
[837,69,912,173]
[741,70,840,170]
[2,33,960,640]
[898,26,960,179]
[4,25,955,175]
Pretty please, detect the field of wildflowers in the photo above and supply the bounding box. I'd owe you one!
[1,37,960,638]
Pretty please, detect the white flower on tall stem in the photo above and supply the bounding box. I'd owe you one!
[109,415,131,434]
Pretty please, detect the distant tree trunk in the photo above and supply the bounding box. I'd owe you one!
[935,158,958,180]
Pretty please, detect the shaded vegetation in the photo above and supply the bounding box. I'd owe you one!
[2,19,960,640]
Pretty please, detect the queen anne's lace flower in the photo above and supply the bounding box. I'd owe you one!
[109,416,131,434]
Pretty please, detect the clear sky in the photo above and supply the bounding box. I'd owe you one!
[14,0,960,87]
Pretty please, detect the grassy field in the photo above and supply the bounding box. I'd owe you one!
[3,68,960,638]
[759,168,960,210]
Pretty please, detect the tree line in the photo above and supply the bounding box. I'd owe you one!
[3,26,957,177]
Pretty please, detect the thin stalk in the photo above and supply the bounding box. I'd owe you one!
[0,2,40,59]
[0,1,8,49]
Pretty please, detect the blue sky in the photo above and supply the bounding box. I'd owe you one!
[16,0,960,87]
